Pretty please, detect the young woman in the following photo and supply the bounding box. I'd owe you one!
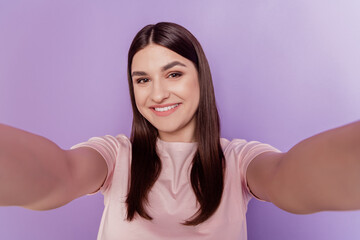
[0,22,359,240]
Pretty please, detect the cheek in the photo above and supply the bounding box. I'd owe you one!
[179,74,199,94]
[187,77,200,102]
[133,89,145,110]
[134,87,144,100]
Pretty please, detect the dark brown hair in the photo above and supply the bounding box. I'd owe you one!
[126,22,225,225]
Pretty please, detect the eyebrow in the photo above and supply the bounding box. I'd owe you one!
[131,61,187,77]
[162,61,186,71]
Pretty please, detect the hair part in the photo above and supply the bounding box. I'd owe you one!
[126,22,225,225]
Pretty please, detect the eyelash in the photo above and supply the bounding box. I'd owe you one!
[168,72,182,78]
[135,72,182,84]
[136,78,149,84]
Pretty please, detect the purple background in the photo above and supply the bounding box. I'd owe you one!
[1,0,360,239]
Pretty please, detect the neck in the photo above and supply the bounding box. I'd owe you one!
[158,132,196,143]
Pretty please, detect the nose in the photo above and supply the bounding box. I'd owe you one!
[150,79,170,103]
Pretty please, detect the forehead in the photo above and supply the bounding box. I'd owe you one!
[131,44,191,70]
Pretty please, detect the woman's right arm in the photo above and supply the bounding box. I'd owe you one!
[0,123,107,210]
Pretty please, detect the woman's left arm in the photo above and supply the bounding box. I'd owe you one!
[247,120,360,214]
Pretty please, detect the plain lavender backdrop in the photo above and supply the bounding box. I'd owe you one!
[0,0,359,239]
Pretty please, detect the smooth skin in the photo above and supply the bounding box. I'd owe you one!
[131,44,200,143]
[0,124,107,210]
[0,44,359,216]
[248,122,360,214]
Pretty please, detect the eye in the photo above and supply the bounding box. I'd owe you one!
[136,78,150,84]
[168,72,182,78]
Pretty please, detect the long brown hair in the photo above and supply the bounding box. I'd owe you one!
[126,22,225,226]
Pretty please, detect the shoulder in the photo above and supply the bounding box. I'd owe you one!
[69,134,132,195]
[220,137,280,154]
[97,134,131,148]
[220,137,281,170]
[220,137,282,201]
[70,134,132,165]
[114,134,132,148]
[72,134,131,150]
[220,137,246,152]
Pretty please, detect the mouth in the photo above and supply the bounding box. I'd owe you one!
[152,103,180,112]
[150,103,181,116]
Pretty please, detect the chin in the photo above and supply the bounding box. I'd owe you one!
[154,125,180,133]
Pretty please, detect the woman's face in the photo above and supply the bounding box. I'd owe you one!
[131,44,200,142]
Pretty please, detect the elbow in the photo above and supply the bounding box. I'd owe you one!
[23,204,61,211]
[273,202,319,215]
[268,190,321,215]
[21,175,77,211]
[21,193,74,211]
[267,177,320,215]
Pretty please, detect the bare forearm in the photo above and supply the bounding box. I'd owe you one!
[0,123,71,208]
[271,120,360,213]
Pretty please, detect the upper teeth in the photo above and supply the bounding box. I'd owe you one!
[154,104,179,112]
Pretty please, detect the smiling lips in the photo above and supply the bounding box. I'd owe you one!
[150,103,181,116]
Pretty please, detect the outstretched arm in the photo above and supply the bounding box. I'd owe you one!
[0,123,107,210]
[247,120,360,214]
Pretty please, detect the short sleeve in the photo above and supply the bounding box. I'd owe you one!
[70,134,131,194]
[228,139,281,202]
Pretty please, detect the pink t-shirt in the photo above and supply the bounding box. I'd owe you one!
[71,135,280,240]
